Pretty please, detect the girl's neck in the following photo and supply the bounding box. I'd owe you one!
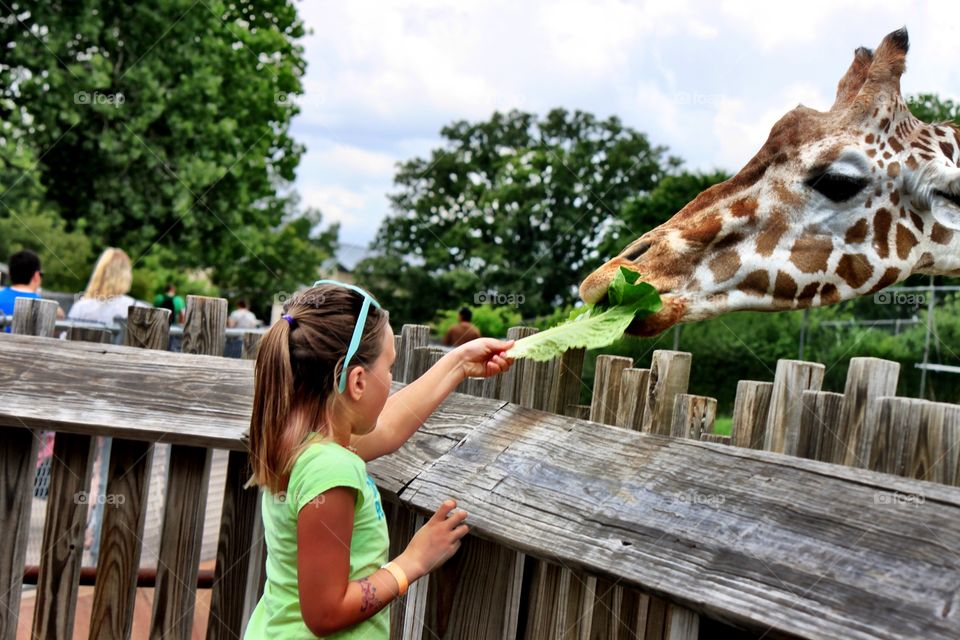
[291,404,353,447]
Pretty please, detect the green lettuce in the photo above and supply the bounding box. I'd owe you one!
[506,267,662,362]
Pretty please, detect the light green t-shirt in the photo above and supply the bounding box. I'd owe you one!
[245,439,390,639]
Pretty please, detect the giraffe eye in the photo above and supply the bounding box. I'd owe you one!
[805,172,868,203]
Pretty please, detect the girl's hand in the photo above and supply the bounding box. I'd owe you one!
[453,338,514,379]
[396,499,469,580]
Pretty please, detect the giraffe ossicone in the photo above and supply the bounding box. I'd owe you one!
[580,27,960,337]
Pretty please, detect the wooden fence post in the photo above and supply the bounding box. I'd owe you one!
[615,368,650,431]
[762,360,824,455]
[731,381,772,449]
[151,298,223,638]
[500,327,537,403]
[835,358,900,467]
[641,351,692,436]
[11,297,57,337]
[800,390,844,462]
[398,325,430,384]
[670,394,717,440]
[547,348,585,417]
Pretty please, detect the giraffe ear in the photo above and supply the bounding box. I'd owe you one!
[831,46,873,111]
[849,28,909,117]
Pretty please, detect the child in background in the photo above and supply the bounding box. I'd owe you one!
[244,280,513,638]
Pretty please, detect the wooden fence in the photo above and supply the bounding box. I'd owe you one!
[0,296,958,639]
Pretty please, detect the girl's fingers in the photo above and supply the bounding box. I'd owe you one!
[432,499,456,522]
[446,509,468,527]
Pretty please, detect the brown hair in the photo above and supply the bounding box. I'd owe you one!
[247,284,389,493]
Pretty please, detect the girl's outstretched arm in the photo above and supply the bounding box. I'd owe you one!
[350,338,513,461]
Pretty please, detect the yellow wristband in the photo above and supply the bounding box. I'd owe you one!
[381,561,408,596]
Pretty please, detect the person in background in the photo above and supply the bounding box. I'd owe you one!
[0,250,53,332]
[442,306,481,347]
[228,299,260,329]
[154,282,185,325]
[69,248,144,325]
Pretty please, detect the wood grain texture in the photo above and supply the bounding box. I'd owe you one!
[615,368,650,431]
[590,355,631,425]
[731,381,772,449]
[763,360,824,454]
[909,401,960,486]
[801,390,844,462]
[836,358,901,467]
[68,326,112,343]
[869,397,925,476]
[150,445,212,639]
[88,438,153,640]
[669,394,716,440]
[500,327,538,403]
[547,348,585,416]
[241,331,262,361]
[32,432,96,639]
[0,427,39,640]
[124,306,171,351]
[181,296,227,357]
[400,402,960,640]
[207,451,262,640]
[11,297,57,337]
[398,324,430,384]
[640,351,691,436]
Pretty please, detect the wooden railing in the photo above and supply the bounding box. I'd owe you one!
[1,296,958,639]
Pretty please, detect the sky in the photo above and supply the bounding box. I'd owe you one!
[288,0,960,248]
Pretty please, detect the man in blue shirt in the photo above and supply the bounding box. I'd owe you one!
[0,250,43,331]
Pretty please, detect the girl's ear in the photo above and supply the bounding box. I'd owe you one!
[346,365,366,401]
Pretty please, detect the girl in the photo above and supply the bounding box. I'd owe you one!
[245,281,514,638]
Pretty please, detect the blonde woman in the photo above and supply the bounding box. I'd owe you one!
[68,248,145,325]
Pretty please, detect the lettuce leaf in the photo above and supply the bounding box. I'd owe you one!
[506,267,662,362]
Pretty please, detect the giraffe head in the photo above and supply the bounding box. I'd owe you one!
[580,28,960,336]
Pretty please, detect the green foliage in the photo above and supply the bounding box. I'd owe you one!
[432,305,522,340]
[908,93,960,126]
[0,1,334,309]
[358,108,675,324]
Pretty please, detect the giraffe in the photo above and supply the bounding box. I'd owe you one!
[580,28,960,337]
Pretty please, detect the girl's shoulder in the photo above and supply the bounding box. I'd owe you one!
[292,437,365,477]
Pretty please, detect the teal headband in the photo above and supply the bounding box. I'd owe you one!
[312,279,382,393]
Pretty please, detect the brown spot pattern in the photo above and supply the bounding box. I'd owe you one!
[774,271,798,300]
[820,283,840,305]
[886,162,900,178]
[730,197,759,218]
[868,267,900,293]
[798,282,820,302]
[790,236,833,273]
[873,208,892,258]
[756,210,789,256]
[836,253,874,289]
[931,222,954,245]
[737,270,770,296]
[895,224,918,259]
[845,219,868,244]
[709,250,741,283]
[682,214,723,245]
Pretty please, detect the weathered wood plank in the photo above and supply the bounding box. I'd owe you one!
[802,390,845,463]
[547,348,585,416]
[641,351,691,436]
[398,324,430,384]
[32,432,96,639]
[125,306,171,350]
[731,381,772,449]
[500,327,537,403]
[68,326,112,343]
[88,438,153,640]
[763,360,824,454]
[0,427,39,640]
[400,403,960,640]
[181,296,227,357]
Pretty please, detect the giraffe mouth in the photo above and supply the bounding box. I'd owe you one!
[624,295,687,337]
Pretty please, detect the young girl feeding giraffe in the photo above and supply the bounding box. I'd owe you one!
[244,281,514,638]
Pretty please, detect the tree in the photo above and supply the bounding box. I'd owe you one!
[358,109,675,324]
[0,1,333,303]
[908,93,960,126]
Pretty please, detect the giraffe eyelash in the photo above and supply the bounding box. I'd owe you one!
[804,172,869,203]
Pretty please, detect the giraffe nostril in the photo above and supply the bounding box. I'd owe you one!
[623,240,652,262]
